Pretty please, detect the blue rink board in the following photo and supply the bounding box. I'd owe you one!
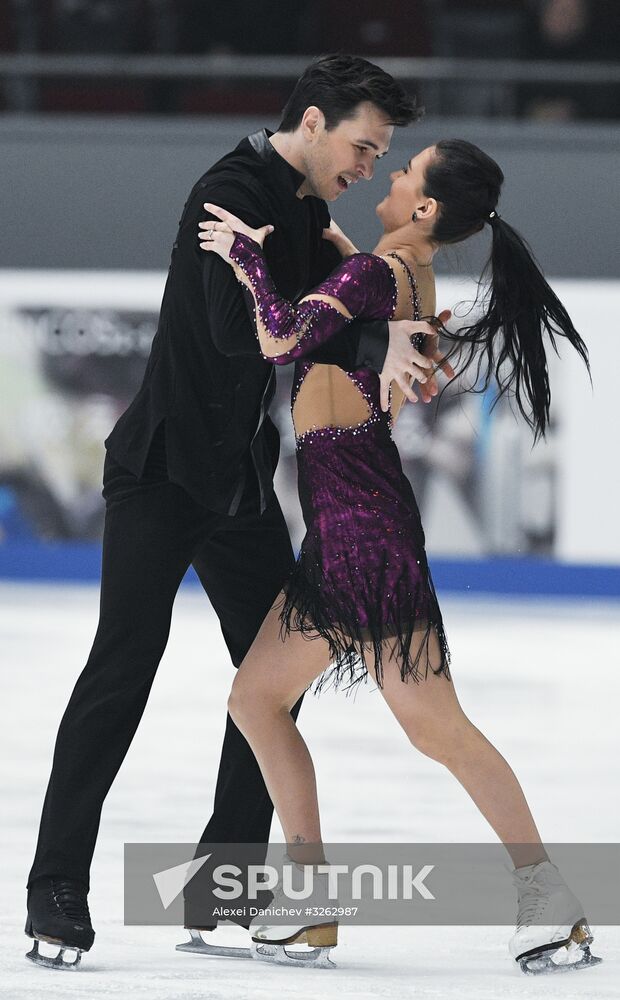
[0,542,619,598]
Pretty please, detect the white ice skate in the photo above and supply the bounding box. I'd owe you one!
[250,861,338,968]
[508,860,602,975]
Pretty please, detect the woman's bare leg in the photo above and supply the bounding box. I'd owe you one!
[227,594,333,864]
[372,630,547,869]
[229,596,547,869]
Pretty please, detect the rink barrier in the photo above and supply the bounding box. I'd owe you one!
[1,542,619,597]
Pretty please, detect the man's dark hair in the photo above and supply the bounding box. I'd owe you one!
[279,54,421,132]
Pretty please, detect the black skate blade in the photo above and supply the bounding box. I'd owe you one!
[251,941,337,968]
[520,943,603,976]
[26,938,82,970]
[176,929,251,960]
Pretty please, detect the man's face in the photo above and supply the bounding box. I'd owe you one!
[301,102,393,202]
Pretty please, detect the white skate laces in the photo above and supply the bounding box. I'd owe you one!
[512,861,565,929]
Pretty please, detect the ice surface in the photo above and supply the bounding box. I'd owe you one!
[1,583,618,998]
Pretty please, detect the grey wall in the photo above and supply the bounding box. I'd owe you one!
[1,114,619,277]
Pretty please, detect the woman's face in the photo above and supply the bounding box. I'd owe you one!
[376,145,437,232]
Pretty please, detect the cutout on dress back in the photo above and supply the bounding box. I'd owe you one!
[292,364,372,439]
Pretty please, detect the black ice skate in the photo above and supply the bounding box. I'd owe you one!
[176,892,251,960]
[25,877,95,969]
[176,927,253,960]
[177,861,280,962]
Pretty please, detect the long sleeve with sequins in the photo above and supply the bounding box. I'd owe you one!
[229,233,397,366]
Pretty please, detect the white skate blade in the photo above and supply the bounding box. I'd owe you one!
[175,928,251,960]
[519,941,603,976]
[251,940,337,968]
[26,938,82,970]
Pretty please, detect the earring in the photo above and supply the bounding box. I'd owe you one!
[411,211,418,222]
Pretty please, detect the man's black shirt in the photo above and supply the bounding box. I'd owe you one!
[105,129,389,515]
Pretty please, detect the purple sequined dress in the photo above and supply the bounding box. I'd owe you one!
[230,233,450,692]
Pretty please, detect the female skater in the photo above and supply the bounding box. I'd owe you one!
[198,140,598,974]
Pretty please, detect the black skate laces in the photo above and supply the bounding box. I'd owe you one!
[49,879,92,924]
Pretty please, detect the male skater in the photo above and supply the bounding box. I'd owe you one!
[26,54,440,967]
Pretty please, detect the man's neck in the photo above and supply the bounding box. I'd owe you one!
[268,132,309,198]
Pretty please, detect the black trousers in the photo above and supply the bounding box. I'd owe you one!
[28,450,298,890]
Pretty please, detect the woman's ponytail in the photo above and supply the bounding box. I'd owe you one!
[448,213,590,441]
[424,140,591,441]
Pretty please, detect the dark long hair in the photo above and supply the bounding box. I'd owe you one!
[424,139,590,441]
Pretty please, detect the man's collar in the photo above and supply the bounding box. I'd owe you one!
[247,128,306,194]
